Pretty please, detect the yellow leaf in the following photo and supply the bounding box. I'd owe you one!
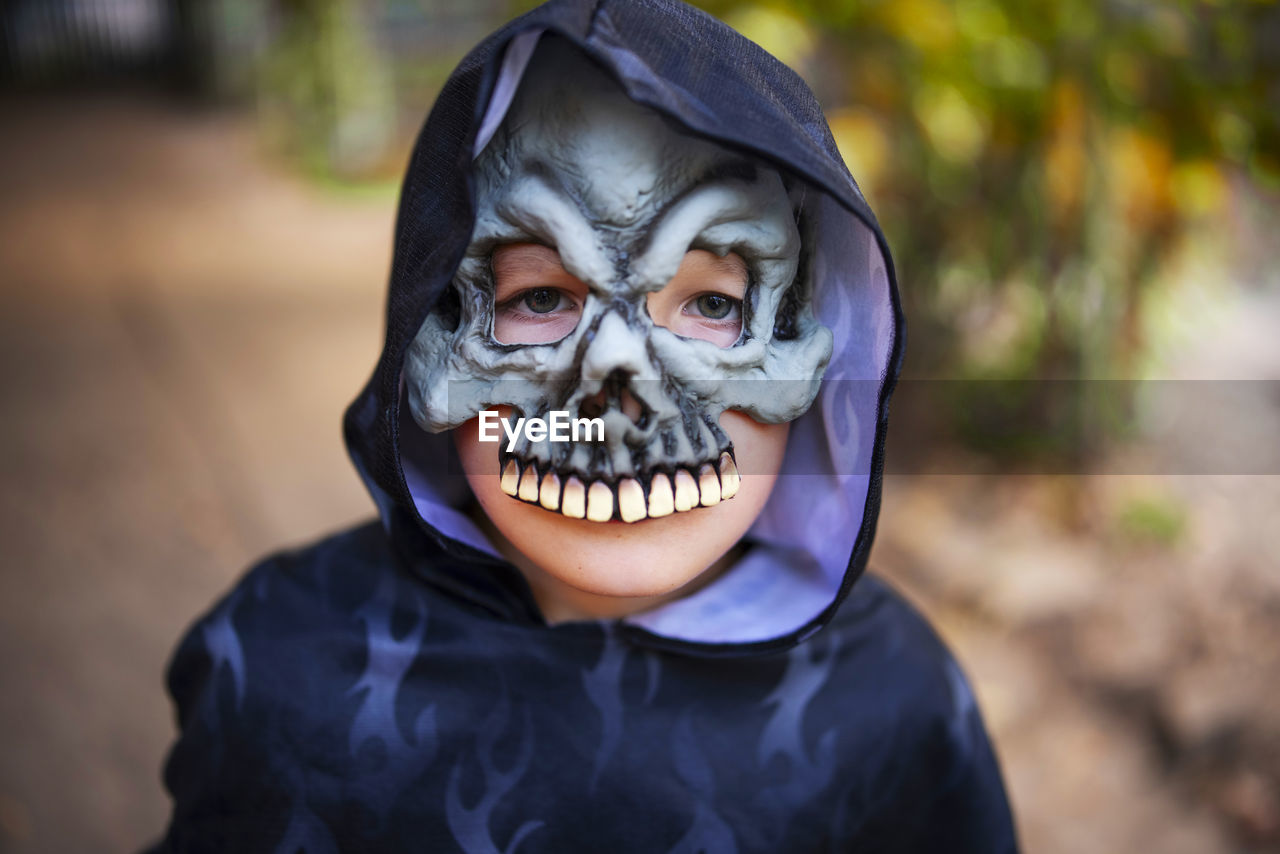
[724,7,815,69]
[1108,126,1174,226]
[1170,161,1227,218]
[914,84,988,164]
[828,107,891,192]
[878,0,958,51]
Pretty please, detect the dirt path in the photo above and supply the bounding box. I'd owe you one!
[0,93,390,852]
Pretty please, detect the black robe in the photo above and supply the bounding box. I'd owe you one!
[148,1,1019,851]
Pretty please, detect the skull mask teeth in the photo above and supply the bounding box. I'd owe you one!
[497,449,741,524]
[404,40,833,523]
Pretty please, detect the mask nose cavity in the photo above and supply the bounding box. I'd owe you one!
[579,368,648,427]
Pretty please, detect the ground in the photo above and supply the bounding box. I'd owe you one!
[0,93,1275,853]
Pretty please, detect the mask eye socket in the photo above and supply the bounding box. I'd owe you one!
[647,250,747,348]
[491,243,587,345]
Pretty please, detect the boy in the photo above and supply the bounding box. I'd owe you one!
[149,1,1018,851]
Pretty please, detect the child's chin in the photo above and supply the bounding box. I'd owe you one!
[548,555,703,600]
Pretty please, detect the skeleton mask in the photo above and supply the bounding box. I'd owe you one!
[405,40,833,524]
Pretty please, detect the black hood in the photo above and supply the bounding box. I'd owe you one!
[342,0,905,656]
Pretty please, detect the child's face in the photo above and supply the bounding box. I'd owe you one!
[405,43,835,621]
[454,242,790,620]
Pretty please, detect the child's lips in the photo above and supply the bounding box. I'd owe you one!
[497,451,740,523]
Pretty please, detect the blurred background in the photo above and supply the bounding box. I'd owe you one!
[1,0,1277,851]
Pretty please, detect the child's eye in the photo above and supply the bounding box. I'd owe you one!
[504,287,576,317]
[489,243,588,344]
[494,287,582,344]
[646,250,747,348]
[685,292,741,322]
[692,293,735,320]
[523,288,562,314]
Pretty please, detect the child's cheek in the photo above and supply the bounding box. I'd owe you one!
[452,407,514,478]
[718,410,790,477]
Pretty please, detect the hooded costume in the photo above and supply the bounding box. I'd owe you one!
[149,1,1018,851]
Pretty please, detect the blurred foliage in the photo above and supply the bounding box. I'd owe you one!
[256,0,395,177]
[1116,493,1188,545]
[249,0,509,177]
[686,0,1279,386]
